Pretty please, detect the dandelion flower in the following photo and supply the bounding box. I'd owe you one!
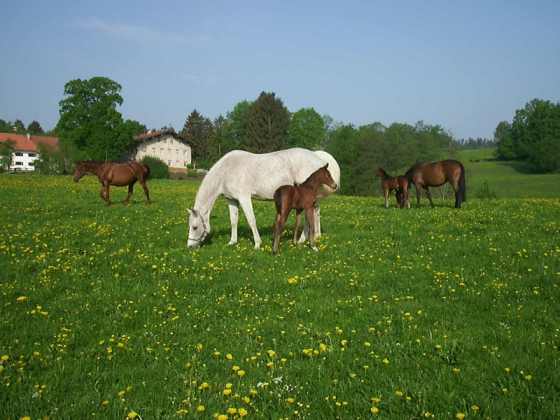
[196,405,205,412]
[127,411,138,419]
[370,406,379,413]
[238,408,248,416]
[382,358,389,364]
[456,414,465,419]
[237,370,245,376]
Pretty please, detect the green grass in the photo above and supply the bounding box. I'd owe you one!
[458,149,560,199]
[0,174,559,419]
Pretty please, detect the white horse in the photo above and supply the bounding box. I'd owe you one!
[186,148,340,249]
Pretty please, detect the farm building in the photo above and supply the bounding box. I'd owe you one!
[132,129,199,172]
[0,132,58,172]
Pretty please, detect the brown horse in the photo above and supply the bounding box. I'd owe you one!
[373,167,410,209]
[272,164,337,254]
[403,160,466,208]
[73,161,151,206]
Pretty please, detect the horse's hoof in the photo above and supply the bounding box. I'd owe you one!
[310,246,318,252]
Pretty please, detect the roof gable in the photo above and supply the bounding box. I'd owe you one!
[0,133,59,151]
[133,129,200,147]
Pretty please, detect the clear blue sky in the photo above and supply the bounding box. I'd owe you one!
[2,0,559,140]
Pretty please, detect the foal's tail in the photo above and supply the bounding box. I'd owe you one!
[459,162,466,202]
[273,188,282,210]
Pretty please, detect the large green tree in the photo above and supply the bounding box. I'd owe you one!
[287,107,325,150]
[325,123,361,195]
[244,92,289,153]
[494,99,560,172]
[56,77,142,161]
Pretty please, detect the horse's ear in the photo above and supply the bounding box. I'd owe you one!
[323,163,329,169]
[186,208,193,216]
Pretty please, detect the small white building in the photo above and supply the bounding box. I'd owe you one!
[0,132,58,171]
[132,129,199,171]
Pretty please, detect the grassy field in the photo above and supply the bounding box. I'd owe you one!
[0,169,559,419]
[458,149,560,199]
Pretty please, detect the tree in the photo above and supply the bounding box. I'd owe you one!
[355,122,386,196]
[27,121,44,134]
[180,110,213,167]
[206,115,228,165]
[493,120,514,159]
[0,138,15,172]
[13,119,25,132]
[325,124,360,195]
[496,99,560,172]
[34,141,74,175]
[224,100,252,152]
[244,92,289,153]
[287,107,325,150]
[55,76,140,161]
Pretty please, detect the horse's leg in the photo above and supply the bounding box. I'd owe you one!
[404,189,411,210]
[237,196,262,249]
[415,184,422,208]
[139,179,151,204]
[452,181,461,208]
[103,182,111,206]
[123,184,133,205]
[272,210,286,254]
[424,187,434,208]
[293,210,302,245]
[298,204,320,244]
[227,199,239,246]
[305,206,317,251]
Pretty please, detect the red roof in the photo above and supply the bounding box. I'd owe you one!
[0,132,58,151]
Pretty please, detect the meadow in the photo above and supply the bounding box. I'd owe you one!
[0,161,559,419]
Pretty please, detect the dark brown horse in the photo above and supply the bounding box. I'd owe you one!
[403,160,466,208]
[73,161,151,206]
[373,167,410,209]
[272,164,337,254]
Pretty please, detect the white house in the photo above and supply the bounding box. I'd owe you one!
[132,129,199,171]
[0,132,58,171]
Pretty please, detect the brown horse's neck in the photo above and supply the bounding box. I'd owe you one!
[377,169,392,179]
[300,171,326,192]
[82,161,107,176]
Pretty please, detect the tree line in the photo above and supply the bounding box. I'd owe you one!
[3,76,557,190]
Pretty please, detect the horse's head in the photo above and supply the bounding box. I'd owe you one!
[186,208,209,248]
[318,164,338,191]
[73,161,85,182]
[373,167,382,178]
[395,189,405,208]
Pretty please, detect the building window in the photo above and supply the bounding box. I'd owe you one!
[167,160,171,166]
[28,153,37,157]
[15,161,23,165]
[152,148,155,154]
[142,147,147,153]
[160,149,164,155]
[168,149,172,155]
[183,150,187,156]
[170,139,174,144]
[15,152,23,156]
[176,150,179,155]
[176,160,180,167]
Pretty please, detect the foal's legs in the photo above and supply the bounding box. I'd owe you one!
[305,205,317,251]
[293,210,302,245]
[298,204,321,244]
[452,182,462,209]
[272,209,288,254]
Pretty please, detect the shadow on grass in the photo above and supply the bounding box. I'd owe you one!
[494,160,535,174]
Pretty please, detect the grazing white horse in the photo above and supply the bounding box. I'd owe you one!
[186,148,340,249]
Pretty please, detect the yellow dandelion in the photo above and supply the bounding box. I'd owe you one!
[382,358,389,364]
[456,413,465,419]
[127,411,138,419]
[226,353,233,360]
[196,405,205,412]
[370,406,379,413]
[471,405,479,411]
[227,407,237,414]
[238,408,248,416]
[395,391,403,397]
[237,370,245,376]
